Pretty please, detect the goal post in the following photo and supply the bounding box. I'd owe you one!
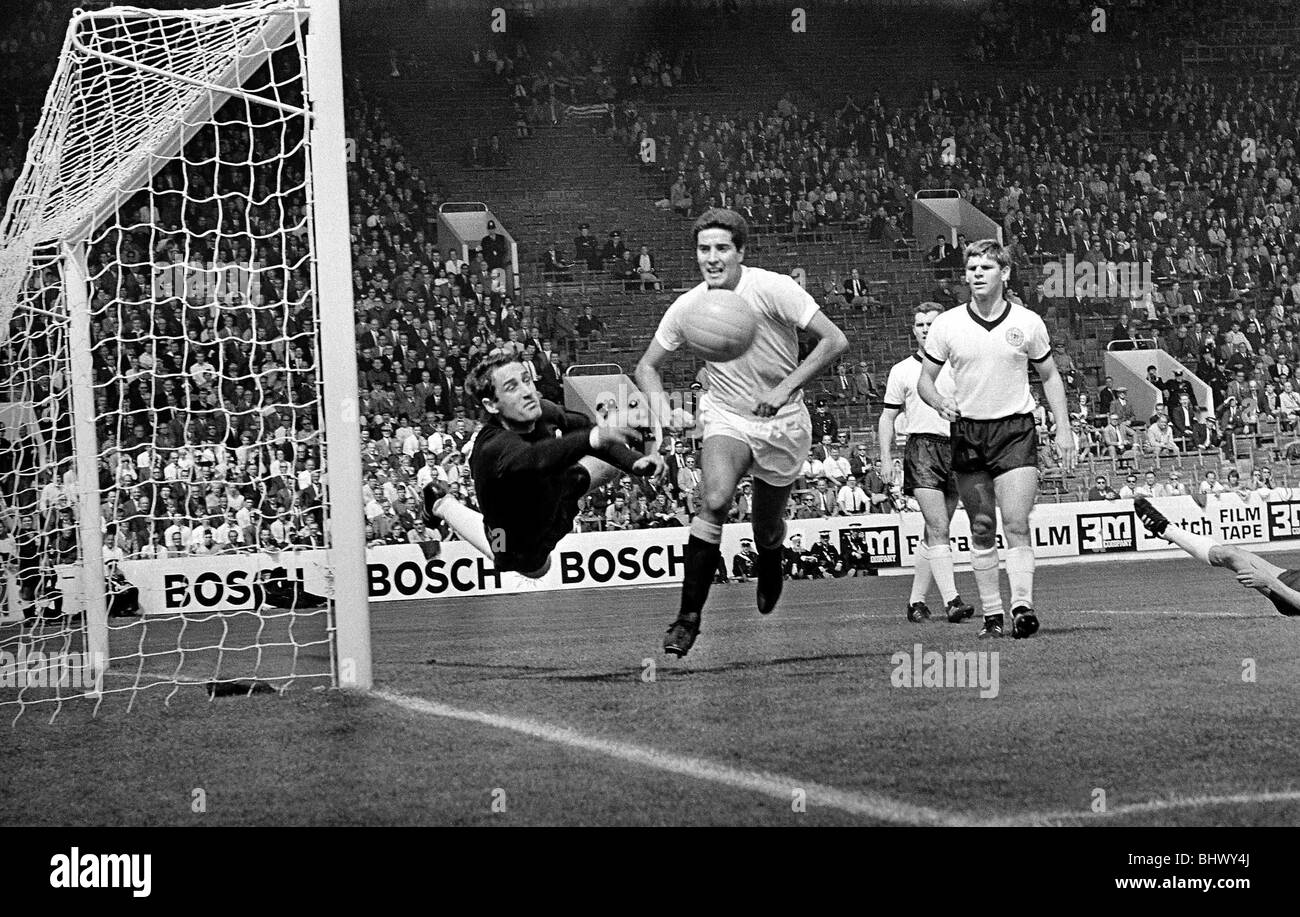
[304,0,371,690]
[0,0,371,720]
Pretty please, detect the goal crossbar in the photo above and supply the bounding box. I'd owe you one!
[0,1,309,335]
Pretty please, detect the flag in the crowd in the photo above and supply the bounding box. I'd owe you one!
[565,102,610,122]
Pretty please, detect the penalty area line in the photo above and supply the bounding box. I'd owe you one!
[373,689,981,826]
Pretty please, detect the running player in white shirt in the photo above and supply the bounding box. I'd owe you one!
[918,240,1076,639]
[636,208,849,657]
[879,306,974,625]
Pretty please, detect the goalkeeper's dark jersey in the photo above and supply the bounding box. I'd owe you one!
[468,400,597,573]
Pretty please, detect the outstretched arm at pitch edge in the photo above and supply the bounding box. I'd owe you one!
[1235,561,1300,612]
[755,311,849,417]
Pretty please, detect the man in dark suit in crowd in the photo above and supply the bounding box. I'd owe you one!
[601,230,627,266]
[574,223,600,271]
[1164,368,1198,410]
[1097,375,1119,415]
[480,220,507,273]
[1169,391,1196,449]
[535,349,564,402]
[926,234,952,278]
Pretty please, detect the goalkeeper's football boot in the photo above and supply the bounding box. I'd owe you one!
[1133,497,1168,537]
[1010,605,1040,639]
[755,546,785,615]
[906,601,931,623]
[421,479,450,526]
[978,613,1004,639]
[945,595,975,623]
[663,612,701,658]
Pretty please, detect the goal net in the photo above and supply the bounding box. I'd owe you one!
[0,0,370,721]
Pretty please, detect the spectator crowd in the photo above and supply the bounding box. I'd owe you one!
[7,0,1300,613]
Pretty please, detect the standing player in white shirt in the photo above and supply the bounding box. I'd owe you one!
[636,208,849,657]
[879,306,975,624]
[919,240,1075,639]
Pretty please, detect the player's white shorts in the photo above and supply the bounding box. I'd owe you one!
[697,391,811,488]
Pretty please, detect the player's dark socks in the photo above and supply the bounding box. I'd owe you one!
[756,545,784,615]
[678,535,722,619]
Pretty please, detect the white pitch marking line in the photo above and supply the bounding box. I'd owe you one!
[375,689,1300,826]
[1070,608,1257,618]
[1034,790,1300,824]
[374,689,979,826]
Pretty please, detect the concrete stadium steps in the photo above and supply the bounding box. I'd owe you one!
[472,124,677,248]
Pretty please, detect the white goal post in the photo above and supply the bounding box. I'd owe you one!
[0,0,370,719]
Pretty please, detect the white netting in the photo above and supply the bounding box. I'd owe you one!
[1,1,352,721]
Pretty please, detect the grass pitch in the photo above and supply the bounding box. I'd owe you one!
[3,556,1299,826]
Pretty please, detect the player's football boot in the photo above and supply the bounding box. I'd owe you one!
[755,547,784,615]
[1010,605,1039,639]
[978,613,1004,639]
[663,612,701,658]
[1133,496,1168,537]
[906,601,931,623]
[945,595,975,622]
[421,479,450,526]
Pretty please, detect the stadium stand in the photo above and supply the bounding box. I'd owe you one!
[6,0,1300,567]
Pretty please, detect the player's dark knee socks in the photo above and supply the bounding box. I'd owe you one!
[679,535,721,620]
[756,544,785,614]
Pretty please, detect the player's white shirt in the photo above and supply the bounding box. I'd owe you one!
[654,266,820,416]
[882,354,955,437]
[924,301,1052,420]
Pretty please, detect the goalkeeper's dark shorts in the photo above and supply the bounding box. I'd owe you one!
[1268,568,1300,617]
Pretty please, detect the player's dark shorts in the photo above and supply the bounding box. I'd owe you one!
[487,464,587,575]
[903,433,956,496]
[951,413,1038,478]
[1269,569,1300,616]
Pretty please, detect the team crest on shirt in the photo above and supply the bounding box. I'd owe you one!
[1005,327,1025,347]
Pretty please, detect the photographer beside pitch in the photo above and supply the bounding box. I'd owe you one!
[635,207,849,657]
[917,240,1076,639]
